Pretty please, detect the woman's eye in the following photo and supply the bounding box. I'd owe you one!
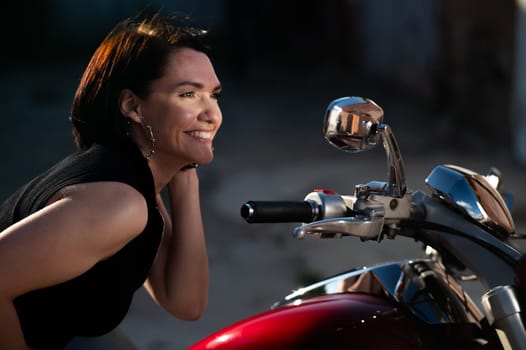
[211,92,221,100]
[180,91,195,98]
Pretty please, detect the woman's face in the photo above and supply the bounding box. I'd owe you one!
[139,47,222,167]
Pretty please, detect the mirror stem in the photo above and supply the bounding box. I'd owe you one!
[378,124,407,197]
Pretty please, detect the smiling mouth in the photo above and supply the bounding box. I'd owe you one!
[186,131,213,141]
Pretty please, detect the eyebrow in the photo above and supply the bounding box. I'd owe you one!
[174,81,222,91]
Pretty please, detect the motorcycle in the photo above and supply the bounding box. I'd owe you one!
[189,96,526,349]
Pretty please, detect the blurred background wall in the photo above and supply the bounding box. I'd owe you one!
[2,0,524,167]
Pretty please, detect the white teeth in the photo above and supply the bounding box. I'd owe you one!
[187,131,212,140]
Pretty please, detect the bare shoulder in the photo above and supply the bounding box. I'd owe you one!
[63,181,147,209]
[59,181,149,255]
[0,181,150,297]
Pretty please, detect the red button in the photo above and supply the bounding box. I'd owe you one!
[313,189,336,195]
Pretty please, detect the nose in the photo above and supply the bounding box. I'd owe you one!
[200,98,222,125]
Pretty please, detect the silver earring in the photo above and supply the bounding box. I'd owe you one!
[139,115,156,160]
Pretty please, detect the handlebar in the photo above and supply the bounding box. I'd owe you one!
[240,200,319,223]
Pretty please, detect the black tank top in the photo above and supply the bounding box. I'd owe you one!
[0,140,164,349]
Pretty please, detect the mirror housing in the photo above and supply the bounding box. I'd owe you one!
[323,96,384,153]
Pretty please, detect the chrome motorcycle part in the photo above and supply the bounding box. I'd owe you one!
[485,167,515,212]
[425,164,515,238]
[274,259,485,325]
[292,216,384,240]
[377,123,407,197]
[323,96,384,153]
[304,191,348,219]
[353,193,413,223]
[481,285,526,350]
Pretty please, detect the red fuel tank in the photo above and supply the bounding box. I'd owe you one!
[189,293,488,350]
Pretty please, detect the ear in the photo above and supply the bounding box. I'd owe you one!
[119,89,142,123]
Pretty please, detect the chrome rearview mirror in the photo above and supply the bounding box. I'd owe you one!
[323,96,384,153]
[323,97,407,198]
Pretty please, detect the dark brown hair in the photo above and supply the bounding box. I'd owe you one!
[70,13,210,150]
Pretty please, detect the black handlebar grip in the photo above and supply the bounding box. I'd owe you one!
[240,200,318,223]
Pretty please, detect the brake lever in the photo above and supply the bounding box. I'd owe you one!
[293,216,384,240]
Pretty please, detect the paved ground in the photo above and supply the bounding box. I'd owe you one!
[2,62,526,349]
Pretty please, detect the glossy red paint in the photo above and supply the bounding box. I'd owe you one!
[189,293,487,350]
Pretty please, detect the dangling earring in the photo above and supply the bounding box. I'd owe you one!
[139,115,156,160]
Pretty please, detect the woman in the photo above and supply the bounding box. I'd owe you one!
[0,13,222,349]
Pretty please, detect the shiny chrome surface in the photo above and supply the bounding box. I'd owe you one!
[273,259,484,325]
[304,191,348,219]
[377,124,406,197]
[482,285,526,350]
[323,96,384,153]
[293,216,384,239]
[425,164,515,238]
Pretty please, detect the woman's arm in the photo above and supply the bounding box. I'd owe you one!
[0,297,28,349]
[145,168,209,320]
[0,182,148,348]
